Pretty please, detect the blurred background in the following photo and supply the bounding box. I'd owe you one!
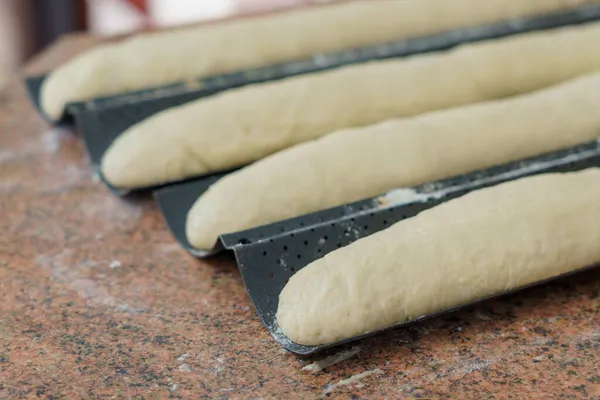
[0,0,335,89]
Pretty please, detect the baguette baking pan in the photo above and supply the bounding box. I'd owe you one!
[26,3,600,126]
[25,5,600,353]
[156,140,600,353]
[32,3,600,195]
[157,139,600,258]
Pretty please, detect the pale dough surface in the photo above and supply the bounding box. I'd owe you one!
[277,169,600,345]
[102,22,600,190]
[40,0,600,119]
[185,72,600,249]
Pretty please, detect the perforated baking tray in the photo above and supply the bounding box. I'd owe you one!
[27,3,600,125]
[156,139,600,353]
[26,4,600,194]
[26,4,600,126]
[157,139,600,257]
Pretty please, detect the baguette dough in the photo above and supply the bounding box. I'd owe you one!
[185,72,600,249]
[277,169,600,345]
[41,0,600,119]
[102,22,600,190]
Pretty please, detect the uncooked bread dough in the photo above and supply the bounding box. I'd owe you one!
[277,169,600,345]
[102,22,600,190]
[41,0,600,119]
[185,71,600,249]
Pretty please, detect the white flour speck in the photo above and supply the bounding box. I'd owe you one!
[379,188,431,207]
[42,127,69,153]
[178,363,192,373]
[302,347,361,373]
[324,369,382,394]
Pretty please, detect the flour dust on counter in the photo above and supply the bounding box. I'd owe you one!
[276,169,600,345]
[185,71,600,250]
[323,369,384,394]
[301,346,362,373]
[39,0,600,119]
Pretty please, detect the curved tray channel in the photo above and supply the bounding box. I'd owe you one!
[154,174,229,257]
[156,139,600,258]
[154,140,600,352]
[25,4,600,195]
[229,140,600,353]
[23,75,72,124]
[26,3,600,126]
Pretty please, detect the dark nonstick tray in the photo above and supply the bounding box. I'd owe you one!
[155,139,600,353]
[25,4,600,195]
[26,3,600,125]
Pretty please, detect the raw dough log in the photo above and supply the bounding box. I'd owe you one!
[185,72,600,249]
[277,169,600,345]
[102,22,600,190]
[41,0,600,119]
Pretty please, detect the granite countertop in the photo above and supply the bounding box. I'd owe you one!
[1,35,599,399]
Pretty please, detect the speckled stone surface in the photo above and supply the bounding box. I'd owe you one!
[1,35,599,400]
